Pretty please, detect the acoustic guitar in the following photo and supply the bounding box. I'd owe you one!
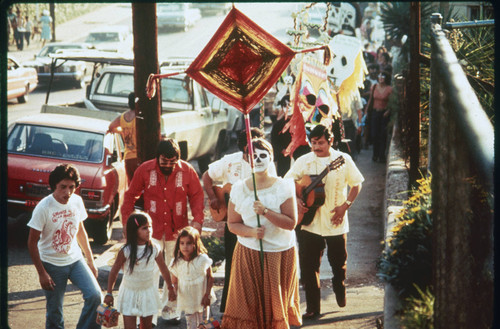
[209,183,232,222]
[295,156,345,225]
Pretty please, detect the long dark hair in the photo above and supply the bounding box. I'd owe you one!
[124,211,154,274]
[172,226,207,267]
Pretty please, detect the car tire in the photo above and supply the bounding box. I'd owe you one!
[75,78,86,89]
[197,154,211,174]
[93,198,117,245]
[17,85,30,103]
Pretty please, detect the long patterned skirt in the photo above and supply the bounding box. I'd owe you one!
[221,243,302,329]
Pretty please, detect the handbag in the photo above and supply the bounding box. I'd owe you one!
[96,303,120,328]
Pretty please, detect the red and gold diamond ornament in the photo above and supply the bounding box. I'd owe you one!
[186,7,295,114]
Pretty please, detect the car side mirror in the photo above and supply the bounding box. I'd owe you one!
[106,153,117,166]
[211,97,221,114]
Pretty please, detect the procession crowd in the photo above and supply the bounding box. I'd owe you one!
[24,43,395,329]
[23,3,399,329]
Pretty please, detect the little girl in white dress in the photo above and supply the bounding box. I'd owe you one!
[104,212,176,329]
[167,226,216,329]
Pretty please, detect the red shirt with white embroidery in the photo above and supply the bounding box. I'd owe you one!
[121,159,204,240]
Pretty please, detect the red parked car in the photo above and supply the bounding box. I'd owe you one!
[7,56,38,103]
[7,112,127,244]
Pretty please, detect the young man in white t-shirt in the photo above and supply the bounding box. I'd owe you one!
[27,164,102,329]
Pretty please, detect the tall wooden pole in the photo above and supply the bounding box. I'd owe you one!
[49,3,55,42]
[408,2,421,183]
[132,3,161,162]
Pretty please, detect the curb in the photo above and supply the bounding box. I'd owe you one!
[382,125,408,329]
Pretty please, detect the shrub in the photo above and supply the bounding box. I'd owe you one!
[201,236,225,269]
[400,285,434,329]
[377,175,433,298]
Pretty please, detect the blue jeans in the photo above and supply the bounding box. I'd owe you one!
[43,259,102,329]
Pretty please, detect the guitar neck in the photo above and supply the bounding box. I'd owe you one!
[303,168,329,197]
[302,157,344,198]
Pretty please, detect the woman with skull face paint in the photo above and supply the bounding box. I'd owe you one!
[221,138,302,329]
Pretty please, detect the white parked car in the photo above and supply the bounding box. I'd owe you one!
[85,25,133,52]
[157,3,202,32]
[22,42,93,88]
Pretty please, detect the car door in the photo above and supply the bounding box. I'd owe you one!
[7,58,24,100]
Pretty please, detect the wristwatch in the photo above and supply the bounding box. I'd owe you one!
[263,208,269,215]
[345,200,352,207]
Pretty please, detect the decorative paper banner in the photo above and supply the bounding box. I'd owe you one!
[299,56,337,126]
[186,7,296,114]
[327,34,367,117]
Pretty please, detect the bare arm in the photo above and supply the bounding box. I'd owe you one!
[103,249,126,306]
[107,115,121,134]
[253,197,297,230]
[201,266,214,307]
[227,201,264,239]
[170,272,179,301]
[201,171,221,210]
[27,228,55,291]
[156,251,176,301]
[330,184,362,225]
[76,221,98,278]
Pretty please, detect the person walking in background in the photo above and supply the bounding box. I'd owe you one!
[40,9,52,47]
[285,124,364,321]
[201,127,276,313]
[121,138,205,325]
[222,138,302,329]
[108,92,138,183]
[367,71,393,163]
[166,226,216,329]
[104,211,175,329]
[27,164,102,329]
[24,15,33,46]
[13,8,25,50]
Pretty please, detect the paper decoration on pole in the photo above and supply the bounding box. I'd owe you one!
[299,56,337,126]
[327,34,367,117]
[146,7,331,110]
[185,7,296,114]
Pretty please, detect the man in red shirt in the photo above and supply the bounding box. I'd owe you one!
[121,138,204,324]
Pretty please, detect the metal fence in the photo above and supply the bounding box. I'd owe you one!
[428,14,494,328]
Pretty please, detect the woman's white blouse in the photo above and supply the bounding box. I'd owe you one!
[230,177,297,252]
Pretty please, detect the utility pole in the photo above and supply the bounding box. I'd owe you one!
[49,3,55,42]
[408,2,421,184]
[132,3,161,162]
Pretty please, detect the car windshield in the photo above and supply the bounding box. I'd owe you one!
[8,124,104,163]
[86,32,120,43]
[38,45,82,57]
[95,71,191,105]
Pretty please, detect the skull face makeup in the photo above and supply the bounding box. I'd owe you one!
[253,148,271,173]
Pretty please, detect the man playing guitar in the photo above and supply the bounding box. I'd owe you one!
[201,128,277,313]
[285,124,364,320]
